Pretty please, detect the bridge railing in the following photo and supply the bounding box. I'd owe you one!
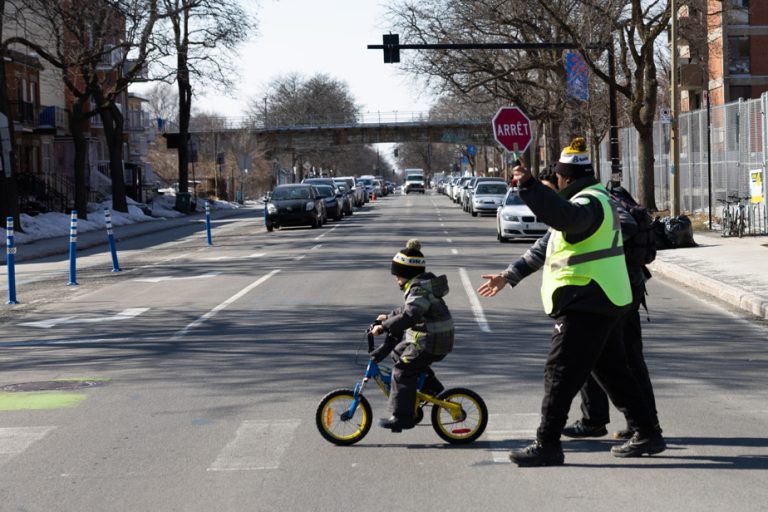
[186,111,491,132]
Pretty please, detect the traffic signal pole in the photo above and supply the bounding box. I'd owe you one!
[369,36,621,183]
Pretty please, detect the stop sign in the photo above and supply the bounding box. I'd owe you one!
[492,106,532,153]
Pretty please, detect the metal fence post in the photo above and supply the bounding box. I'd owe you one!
[6,217,18,304]
[67,210,78,285]
[105,209,121,272]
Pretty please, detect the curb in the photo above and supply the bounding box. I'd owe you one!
[650,259,768,321]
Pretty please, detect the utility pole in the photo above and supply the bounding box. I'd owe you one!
[670,0,681,216]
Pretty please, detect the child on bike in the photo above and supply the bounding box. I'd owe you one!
[369,239,455,432]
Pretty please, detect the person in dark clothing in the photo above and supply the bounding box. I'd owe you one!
[370,239,455,432]
[563,185,660,440]
[478,138,665,466]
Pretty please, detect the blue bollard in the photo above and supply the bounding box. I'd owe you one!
[205,201,213,246]
[67,210,78,286]
[104,209,121,272]
[6,217,18,304]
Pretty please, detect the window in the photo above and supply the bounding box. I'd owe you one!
[728,36,750,74]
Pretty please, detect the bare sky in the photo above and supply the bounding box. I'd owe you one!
[192,0,431,118]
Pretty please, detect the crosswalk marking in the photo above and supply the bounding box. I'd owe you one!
[208,420,301,471]
[486,413,539,464]
[0,426,56,465]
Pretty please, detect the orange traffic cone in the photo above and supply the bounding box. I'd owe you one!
[371,191,376,201]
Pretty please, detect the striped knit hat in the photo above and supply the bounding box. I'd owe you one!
[555,137,594,177]
[391,239,426,279]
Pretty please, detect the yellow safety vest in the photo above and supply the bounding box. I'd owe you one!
[541,184,632,314]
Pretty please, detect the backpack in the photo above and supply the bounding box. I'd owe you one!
[607,185,657,267]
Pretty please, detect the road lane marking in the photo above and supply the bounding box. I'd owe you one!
[311,244,323,250]
[451,249,458,255]
[314,226,337,241]
[294,255,306,261]
[19,308,150,329]
[133,272,220,283]
[203,253,265,261]
[171,269,280,340]
[458,267,491,333]
[446,238,453,243]
[208,419,301,471]
[0,427,56,466]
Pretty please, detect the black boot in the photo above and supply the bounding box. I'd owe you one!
[378,416,415,433]
[509,440,564,467]
[611,431,666,457]
[562,419,608,438]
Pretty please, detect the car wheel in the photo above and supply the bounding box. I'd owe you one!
[266,223,274,232]
[335,210,342,221]
[471,209,478,217]
[497,225,507,243]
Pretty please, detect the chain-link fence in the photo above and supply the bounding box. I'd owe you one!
[600,94,768,235]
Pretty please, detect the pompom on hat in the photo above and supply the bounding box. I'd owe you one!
[391,239,426,279]
[555,137,594,177]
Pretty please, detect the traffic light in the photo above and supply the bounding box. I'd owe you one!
[383,33,400,64]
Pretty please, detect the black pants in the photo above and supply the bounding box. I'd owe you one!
[536,309,656,443]
[389,341,445,419]
[579,285,659,428]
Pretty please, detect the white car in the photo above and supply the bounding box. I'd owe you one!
[496,189,548,242]
[470,182,508,217]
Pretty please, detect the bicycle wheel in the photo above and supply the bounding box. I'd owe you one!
[316,389,372,445]
[431,387,488,444]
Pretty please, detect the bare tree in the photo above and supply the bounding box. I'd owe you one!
[4,0,160,216]
[157,0,255,212]
[144,81,179,127]
[531,0,670,209]
[247,73,363,182]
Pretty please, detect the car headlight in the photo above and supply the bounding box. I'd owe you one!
[502,214,520,221]
[473,198,482,204]
[306,201,315,211]
[267,203,277,214]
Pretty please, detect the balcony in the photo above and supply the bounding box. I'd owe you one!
[37,106,69,132]
[125,110,149,132]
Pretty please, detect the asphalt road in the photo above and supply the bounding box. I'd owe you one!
[1,192,767,511]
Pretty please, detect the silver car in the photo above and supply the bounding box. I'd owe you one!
[470,182,508,217]
[496,189,548,241]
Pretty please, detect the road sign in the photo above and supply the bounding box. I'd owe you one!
[492,107,532,154]
[660,107,672,124]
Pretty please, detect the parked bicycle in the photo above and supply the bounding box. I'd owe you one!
[315,324,488,445]
[719,195,749,238]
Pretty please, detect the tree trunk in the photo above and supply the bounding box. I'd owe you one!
[636,126,657,211]
[175,56,192,212]
[97,98,128,212]
[70,99,89,220]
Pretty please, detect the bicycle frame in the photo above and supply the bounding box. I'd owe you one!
[341,358,464,422]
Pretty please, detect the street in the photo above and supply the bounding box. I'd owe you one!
[1,192,767,512]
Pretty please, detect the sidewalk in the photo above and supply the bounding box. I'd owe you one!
[649,230,768,321]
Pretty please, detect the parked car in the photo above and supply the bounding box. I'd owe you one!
[470,181,508,217]
[332,181,354,215]
[463,177,507,212]
[496,188,548,242]
[264,184,325,232]
[453,176,472,203]
[357,177,374,200]
[336,176,364,207]
[315,184,343,221]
